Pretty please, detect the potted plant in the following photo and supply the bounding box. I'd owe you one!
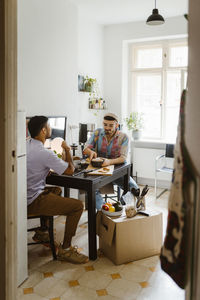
[84,76,97,93]
[125,112,144,140]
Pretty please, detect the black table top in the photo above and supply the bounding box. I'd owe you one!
[46,163,131,190]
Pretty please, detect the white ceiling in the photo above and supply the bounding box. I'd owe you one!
[71,0,188,25]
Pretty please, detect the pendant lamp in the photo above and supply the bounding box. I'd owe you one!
[146,0,165,25]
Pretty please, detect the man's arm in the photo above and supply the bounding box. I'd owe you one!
[102,156,125,167]
[83,130,99,160]
[61,141,75,175]
[83,147,97,161]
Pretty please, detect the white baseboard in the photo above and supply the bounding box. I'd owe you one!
[134,177,171,189]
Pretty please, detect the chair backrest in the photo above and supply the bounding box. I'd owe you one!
[165,144,174,158]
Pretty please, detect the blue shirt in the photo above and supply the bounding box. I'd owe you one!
[85,128,129,159]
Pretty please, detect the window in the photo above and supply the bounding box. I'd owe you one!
[130,40,188,142]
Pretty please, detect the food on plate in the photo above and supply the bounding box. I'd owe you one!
[98,170,108,173]
[102,204,109,211]
[109,206,115,212]
[113,201,123,212]
[102,201,122,213]
[103,167,109,171]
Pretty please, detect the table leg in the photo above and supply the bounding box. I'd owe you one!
[124,166,130,193]
[87,186,97,260]
[64,187,70,198]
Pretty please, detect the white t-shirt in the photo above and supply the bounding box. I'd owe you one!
[26,138,68,205]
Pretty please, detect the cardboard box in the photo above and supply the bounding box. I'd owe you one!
[96,209,163,265]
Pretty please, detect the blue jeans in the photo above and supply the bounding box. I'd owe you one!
[95,176,139,210]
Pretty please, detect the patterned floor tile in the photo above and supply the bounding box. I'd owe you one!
[78,270,112,290]
[110,273,121,280]
[96,289,108,296]
[34,277,68,298]
[84,265,94,271]
[53,262,85,281]
[93,257,124,275]
[61,285,97,300]
[106,278,141,299]
[23,287,34,294]
[43,272,53,278]
[21,271,43,289]
[19,187,184,300]
[120,263,152,282]
[139,281,149,288]
[68,280,79,287]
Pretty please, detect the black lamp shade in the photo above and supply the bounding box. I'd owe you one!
[146,8,165,25]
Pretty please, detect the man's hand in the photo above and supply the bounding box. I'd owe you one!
[61,141,71,152]
[89,150,97,161]
[102,159,111,167]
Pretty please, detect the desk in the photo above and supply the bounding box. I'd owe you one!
[46,163,131,260]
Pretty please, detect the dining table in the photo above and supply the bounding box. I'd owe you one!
[46,162,131,260]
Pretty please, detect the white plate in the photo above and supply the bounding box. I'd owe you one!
[101,208,123,217]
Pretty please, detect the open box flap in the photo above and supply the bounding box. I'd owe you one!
[96,211,116,246]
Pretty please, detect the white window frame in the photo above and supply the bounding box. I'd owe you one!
[130,38,188,142]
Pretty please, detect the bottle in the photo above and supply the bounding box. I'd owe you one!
[100,98,103,109]
[89,98,92,109]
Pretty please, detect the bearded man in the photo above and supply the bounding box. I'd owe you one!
[83,113,139,210]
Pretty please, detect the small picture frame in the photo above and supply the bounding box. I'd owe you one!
[78,75,85,91]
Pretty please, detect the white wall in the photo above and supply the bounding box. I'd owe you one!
[104,16,187,121]
[18,0,105,145]
[18,0,78,124]
[74,14,105,143]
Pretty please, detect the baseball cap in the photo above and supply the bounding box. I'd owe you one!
[104,112,119,122]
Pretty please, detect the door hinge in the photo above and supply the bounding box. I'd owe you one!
[12,165,15,172]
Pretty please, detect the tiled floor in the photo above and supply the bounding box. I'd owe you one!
[18,187,185,300]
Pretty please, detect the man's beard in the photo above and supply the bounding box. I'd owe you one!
[105,130,111,135]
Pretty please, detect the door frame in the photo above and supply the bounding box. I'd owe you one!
[0,0,17,299]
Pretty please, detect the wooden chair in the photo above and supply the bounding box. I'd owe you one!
[27,215,57,260]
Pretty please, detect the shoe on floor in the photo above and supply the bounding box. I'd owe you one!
[32,230,59,250]
[57,245,89,264]
[32,230,50,243]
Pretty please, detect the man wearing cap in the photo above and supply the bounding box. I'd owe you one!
[83,112,139,210]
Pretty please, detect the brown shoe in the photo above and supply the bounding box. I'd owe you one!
[32,230,58,251]
[32,230,50,243]
[57,245,89,264]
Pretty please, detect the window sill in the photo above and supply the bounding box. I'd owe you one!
[131,139,174,150]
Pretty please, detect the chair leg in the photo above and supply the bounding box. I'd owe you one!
[117,186,120,201]
[48,217,57,260]
[105,194,107,203]
[40,216,49,231]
